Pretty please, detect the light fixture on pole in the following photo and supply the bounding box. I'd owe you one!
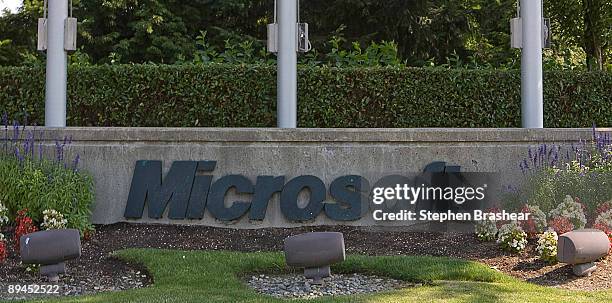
[268,0,311,128]
[511,0,551,128]
[38,0,77,127]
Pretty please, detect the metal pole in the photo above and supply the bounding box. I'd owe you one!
[520,0,543,128]
[277,0,297,128]
[45,0,68,127]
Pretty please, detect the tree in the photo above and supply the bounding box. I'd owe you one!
[0,0,609,69]
[547,0,612,70]
[77,0,195,64]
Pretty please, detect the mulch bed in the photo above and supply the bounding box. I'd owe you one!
[0,226,152,300]
[1,223,610,300]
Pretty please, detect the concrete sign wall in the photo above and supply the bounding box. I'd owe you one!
[34,128,597,229]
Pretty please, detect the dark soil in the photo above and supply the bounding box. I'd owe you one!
[0,226,152,300]
[1,223,610,300]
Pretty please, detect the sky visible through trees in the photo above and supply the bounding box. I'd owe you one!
[0,0,20,15]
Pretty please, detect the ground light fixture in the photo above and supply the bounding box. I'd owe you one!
[20,229,82,282]
[284,232,345,284]
[557,229,610,277]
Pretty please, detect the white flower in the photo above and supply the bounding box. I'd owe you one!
[0,201,9,226]
[595,210,612,230]
[41,209,68,230]
[523,204,547,233]
[549,195,587,229]
[497,221,528,253]
[536,229,558,263]
[475,219,498,242]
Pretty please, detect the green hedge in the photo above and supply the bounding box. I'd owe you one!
[0,65,611,127]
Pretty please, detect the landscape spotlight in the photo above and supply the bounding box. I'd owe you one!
[20,229,81,282]
[284,232,345,284]
[557,229,610,277]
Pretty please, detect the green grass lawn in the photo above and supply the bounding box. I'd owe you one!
[8,249,612,303]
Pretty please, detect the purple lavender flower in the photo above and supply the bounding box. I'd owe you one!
[528,148,533,162]
[72,154,80,171]
[23,134,30,157]
[2,113,7,152]
[54,139,63,162]
[24,131,35,158]
[14,146,24,164]
[30,125,36,158]
[11,120,19,142]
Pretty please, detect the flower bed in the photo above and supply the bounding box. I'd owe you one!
[0,116,94,240]
[478,128,612,265]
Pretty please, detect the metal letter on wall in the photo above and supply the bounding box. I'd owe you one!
[124,161,198,219]
[150,161,198,219]
[124,160,162,219]
[185,161,217,219]
[249,176,286,221]
[280,175,326,221]
[207,175,253,221]
[325,176,369,221]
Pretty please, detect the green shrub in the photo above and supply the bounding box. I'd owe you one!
[0,65,611,128]
[0,156,95,234]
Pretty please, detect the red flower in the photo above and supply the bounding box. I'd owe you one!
[549,216,574,235]
[14,209,38,251]
[520,205,539,237]
[0,241,7,263]
[597,202,612,215]
[594,222,612,234]
[83,230,94,241]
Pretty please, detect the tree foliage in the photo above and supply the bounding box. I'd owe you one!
[546,0,612,70]
[0,0,610,70]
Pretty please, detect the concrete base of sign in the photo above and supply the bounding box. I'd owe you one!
[29,127,600,228]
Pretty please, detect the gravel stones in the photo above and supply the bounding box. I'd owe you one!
[0,267,149,301]
[247,273,414,299]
